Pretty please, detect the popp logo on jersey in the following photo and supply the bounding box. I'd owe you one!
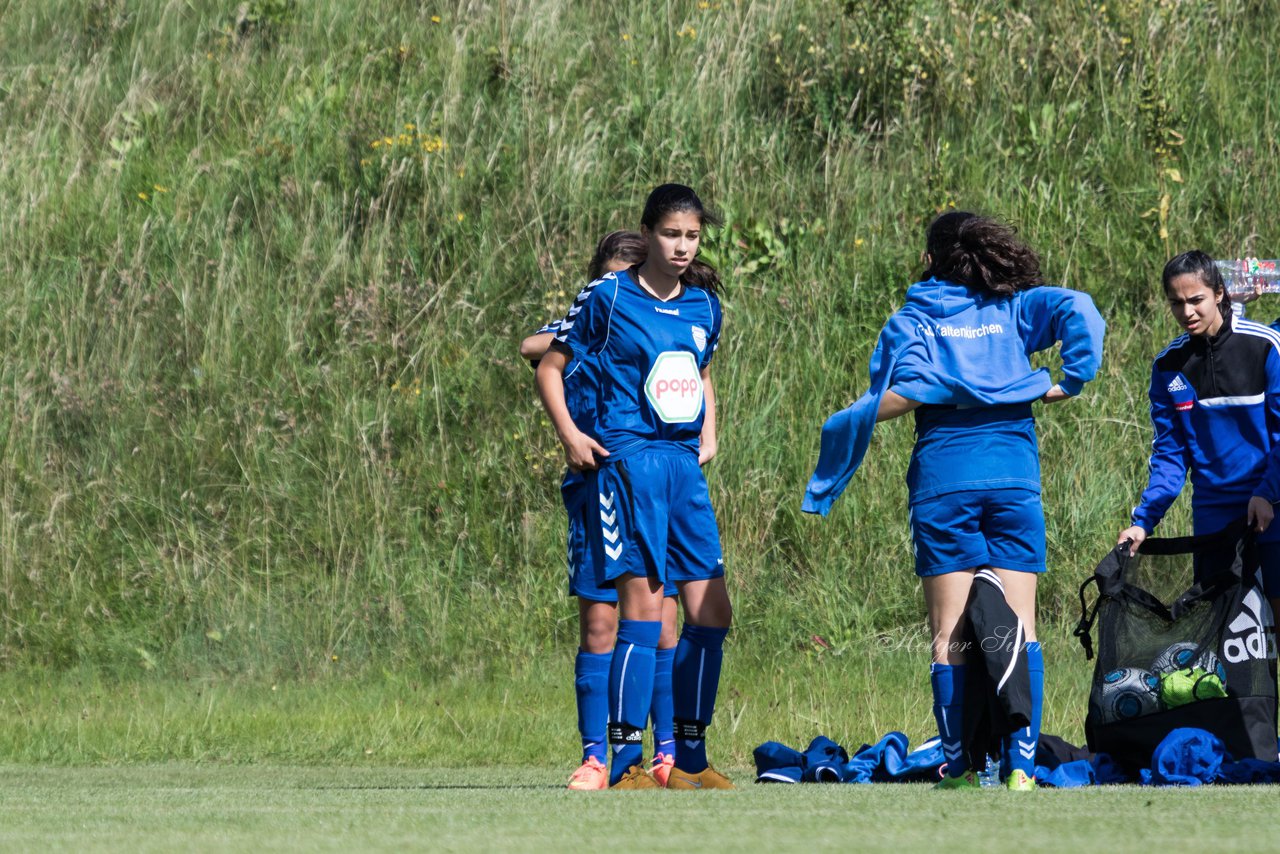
[644,351,704,424]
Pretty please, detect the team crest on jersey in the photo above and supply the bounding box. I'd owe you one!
[691,325,707,353]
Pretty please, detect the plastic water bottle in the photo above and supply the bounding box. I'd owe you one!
[1216,259,1280,298]
[978,754,1001,787]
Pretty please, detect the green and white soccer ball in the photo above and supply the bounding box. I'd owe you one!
[1098,667,1161,722]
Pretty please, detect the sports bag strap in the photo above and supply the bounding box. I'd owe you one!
[1073,574,1101,660]
[1074,542,1131,660]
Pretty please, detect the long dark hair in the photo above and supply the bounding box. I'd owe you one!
[640,184,722,294]
[923,211,1043,297]
[587,230,646,281]
[1162,250,1230,318]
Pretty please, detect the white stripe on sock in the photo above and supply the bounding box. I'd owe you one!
[616,644,634,720]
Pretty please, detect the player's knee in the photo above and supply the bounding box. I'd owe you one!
[581,610,618,654]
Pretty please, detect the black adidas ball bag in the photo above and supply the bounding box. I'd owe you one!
[1075,521,1277,774]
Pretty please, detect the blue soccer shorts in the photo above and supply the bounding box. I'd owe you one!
[589,447,724,587]
[909,487,1046,577]
[562,474,675,601]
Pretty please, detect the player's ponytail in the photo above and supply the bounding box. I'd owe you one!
[681,258,721,294]
[924,211,1043,297]
[1162,250,1230,318]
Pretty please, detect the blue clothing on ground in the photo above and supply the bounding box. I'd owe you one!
[753,733,944,784]
[804,280,1104,515]
[1139,728,1225,787]
[910,487,1046,575]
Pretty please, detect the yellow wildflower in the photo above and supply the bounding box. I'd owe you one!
[455,213,465,222]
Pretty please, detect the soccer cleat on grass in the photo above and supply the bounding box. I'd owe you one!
[933,769,982,790]
[666,765,735,790]
[1005,769,1037,791]
[610,764,662,790]
[649,752,675,788]
[566,756,608,791]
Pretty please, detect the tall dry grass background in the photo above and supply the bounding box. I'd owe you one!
[0,0,1278,762]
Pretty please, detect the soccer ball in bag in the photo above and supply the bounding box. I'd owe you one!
[1150,641,1228,684]
[1098,667,1161,722]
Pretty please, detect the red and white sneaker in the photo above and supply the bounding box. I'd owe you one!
[649,752,675,788]
[567,756,608,791]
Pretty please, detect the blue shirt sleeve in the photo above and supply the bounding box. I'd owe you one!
[552,277,614,357]
[1131,363,1190,533]
[1016,286,1105,396]
[701,291,722,370]
[1254,346,1280,503]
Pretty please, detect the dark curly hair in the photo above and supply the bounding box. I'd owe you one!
[923,211,1043,297]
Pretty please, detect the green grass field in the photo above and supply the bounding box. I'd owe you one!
[1,764,1274,853]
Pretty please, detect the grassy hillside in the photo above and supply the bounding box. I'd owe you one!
[2,0,1279,750]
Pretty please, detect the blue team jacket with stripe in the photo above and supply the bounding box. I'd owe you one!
[1132,315,1280,535]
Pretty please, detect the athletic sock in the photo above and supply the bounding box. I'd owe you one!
[931,662,968,777]
[1004,641,1043,779]
[651,646,676,757]
[672,624,728,774]
[574,650,611,764]
[607,619,661,785]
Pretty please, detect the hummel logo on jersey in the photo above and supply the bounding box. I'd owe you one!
[654,306,680,316]
[1167,375,1189,393]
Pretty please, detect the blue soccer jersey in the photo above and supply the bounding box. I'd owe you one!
[552,268,721,461]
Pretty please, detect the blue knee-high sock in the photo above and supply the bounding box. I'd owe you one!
[651,646,676,758]
[931,663,968,777]
[574,650,611,764]
[672,624,728,773]
[1003,641,1043,779]
[607,620,661,785]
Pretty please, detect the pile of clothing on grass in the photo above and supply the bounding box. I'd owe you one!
[753,728,1280,787]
